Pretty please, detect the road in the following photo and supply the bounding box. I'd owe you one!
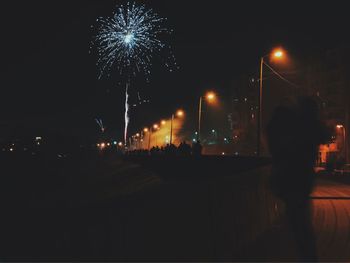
[1,153,350,261]
[312,178,350,261]
[246,177,350,262]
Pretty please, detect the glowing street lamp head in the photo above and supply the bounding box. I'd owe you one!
[161,120,166,125]
[336,124,344,129]
[136,133,140,137]
[153,124,159,130]
[274,50,283,58]
[176,110,184,117]
[270,47,286,61]
[206,92,216,101]
[118,142,123,147]
[143,128,149,133]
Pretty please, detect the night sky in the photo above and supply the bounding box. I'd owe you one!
[1,1,349,140]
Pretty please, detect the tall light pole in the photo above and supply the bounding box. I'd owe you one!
[257,48,285,156]
[170,110,184,144]
[257,57,264,157]
[198,96,202,141]
[198,92,216,141]
[337,124,347,162]
[146,124,159,150]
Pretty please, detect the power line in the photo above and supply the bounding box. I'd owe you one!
[263,61,300,89]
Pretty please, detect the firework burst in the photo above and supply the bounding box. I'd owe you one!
[93,2,174,78]
[92,2,176,144]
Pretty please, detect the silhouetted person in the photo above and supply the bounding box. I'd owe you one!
[266,96,330,262]
[178,141,191,156]
[192,140,203,156]
[150,146,157,156]
[169,143,177,156]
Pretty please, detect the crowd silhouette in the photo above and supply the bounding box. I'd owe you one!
[126,140,203,157]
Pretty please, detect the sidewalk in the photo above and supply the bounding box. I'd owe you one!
[241,178,350,262]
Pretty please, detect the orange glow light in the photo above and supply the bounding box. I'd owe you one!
[153,124,159,129]
[206,92,216,101]
[176,110,184,117]
[274,50,283,58]
[336,125,344,129]
[161,120,166,125]
[144,128,149,133]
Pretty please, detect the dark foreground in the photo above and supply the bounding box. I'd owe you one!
[1,151,350,261]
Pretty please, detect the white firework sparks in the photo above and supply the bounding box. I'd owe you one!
[92,2,176,145]
[93,2,172,78]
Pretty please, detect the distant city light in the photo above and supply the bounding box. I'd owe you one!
[212,129,215,133]
[222,152,225,155]
[118,142,123,147]
[107,143,111,146]
[161,120,166,125]
[144,128,149,133]
[9,148,14,152]
[35,137,42,141]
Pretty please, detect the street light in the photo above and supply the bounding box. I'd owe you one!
[146,124,160,150]
[336,124,347,162]
[170,109,185,144]
[198,91,216,140]
[257,48,285,156]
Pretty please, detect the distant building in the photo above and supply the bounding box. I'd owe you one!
[303,46,350,164]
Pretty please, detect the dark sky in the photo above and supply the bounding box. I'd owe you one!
[1,0,349,139]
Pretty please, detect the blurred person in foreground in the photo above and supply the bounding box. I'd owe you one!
[266,96,331,262]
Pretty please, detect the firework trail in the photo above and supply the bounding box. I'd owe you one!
[95,118,105,133]
[124,83,129,143]
[92,2,176,145]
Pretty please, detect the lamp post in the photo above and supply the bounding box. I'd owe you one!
[257,48,285,156]
[146,124,159,150]
[170,110,184,144]
[337,124,347,162]
[198,92,216,141]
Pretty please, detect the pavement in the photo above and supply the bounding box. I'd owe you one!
[2,153,350,261]
[244,177,350,262]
